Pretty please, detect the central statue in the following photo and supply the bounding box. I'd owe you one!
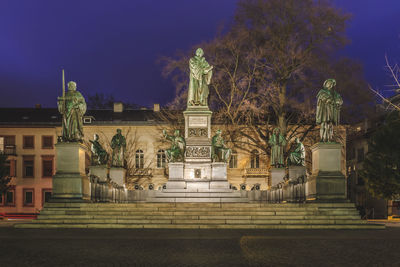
[187,48,213,107]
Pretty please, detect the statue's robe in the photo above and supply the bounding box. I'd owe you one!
[316,88,343,125]
[269,133,286,167]
[288,142,305,166]
[111,134,126,167]
[58,90,86,142]
[187,56,212,107]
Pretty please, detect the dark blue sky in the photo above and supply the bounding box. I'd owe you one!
[0,0,399,108]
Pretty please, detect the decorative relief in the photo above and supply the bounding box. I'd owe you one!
[185,146,211,158]
[188,116,208,127]
[188,128,208,137]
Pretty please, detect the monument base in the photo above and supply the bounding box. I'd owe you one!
[288,166,306,181]
[110,167,126,186]
[52,142,90,202]
[89,165,108,182]
[306,142,346,201]
[270,168,285,186]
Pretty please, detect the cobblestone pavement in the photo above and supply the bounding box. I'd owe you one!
[0,227,399,266]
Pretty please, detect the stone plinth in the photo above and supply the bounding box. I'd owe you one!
[210,162,229,189]
[52,142,90,202]
[110,167,126,186]
[270,168,285,186]
[166,162,185,189]
[89,165,108,182]
[306,142,346,201]
[288,166,306,181]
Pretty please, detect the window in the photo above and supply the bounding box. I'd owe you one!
[4,160,16,177]
[23,156,35,178]
[229,150,238,168]
[42,189,52,205]
[157,149,166,168]
[23,136,35,149]
[23,189,34,206]
[135,149,144,169]
[250,150,260,168]
[42,136,54,149]
[1,136,16,155]
[357,148,365,163]
[5,189,15,206]
[42,156,54,178]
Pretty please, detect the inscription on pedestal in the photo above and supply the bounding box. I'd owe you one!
[188,128,208,137]
[188,116,208,127]
[185,146,211,158]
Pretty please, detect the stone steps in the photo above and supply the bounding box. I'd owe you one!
[14,203,384,229]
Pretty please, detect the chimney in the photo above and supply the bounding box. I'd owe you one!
[113,102,124,113]
[153,103,160,112]
[35,104,42,109]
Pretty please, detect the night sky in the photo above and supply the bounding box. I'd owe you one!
[0,0,399,108]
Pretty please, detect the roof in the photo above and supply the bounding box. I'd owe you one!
[0,108,162,126]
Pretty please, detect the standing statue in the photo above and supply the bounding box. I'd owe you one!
[57,70,87,142]
[288,138,305,166]
[163,129,186,162]
[111,129,126,167]
[316,79,343,142]
[89,134,109,165]
[187,48,213,107]
[269,128,286,168]
[211,129,231,163]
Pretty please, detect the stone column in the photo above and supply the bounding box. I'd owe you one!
[306,143,346,201]
[52,142,90,202]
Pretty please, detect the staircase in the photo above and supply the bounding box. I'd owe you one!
[14,202,384,229]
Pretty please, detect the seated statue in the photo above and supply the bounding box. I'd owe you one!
[89,134,109,165]
[211,129,231,163]
[163,129,185,162]
[288,137,305,166]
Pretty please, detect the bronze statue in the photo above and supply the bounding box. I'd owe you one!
[187,48,213,107]
[57,70,87,142]
[163,129,185,162]
[211,129,231,163]
[111,129,126,167]
[90,134,109,165]
[288,138,305,166]
[269,127,286,168]
[316,79,343,142]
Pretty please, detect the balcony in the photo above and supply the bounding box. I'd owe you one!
[243,168,268,177]
[2,145,16,156]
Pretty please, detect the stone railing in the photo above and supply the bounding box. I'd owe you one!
[89,175,127,203]
[266,176,306,203]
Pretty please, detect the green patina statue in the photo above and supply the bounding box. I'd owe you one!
[90,134,109,165]
[269,127,286,168]
[111,129,126,167]
[57,73,87,142]
[187,48,213,107]
[163,129,185,162]
[316,79,343,142]
[211,129,231,163]
[288,138,305,166]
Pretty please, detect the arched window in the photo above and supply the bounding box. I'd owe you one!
[157,149,166,168]
[229,150,238,168]
[135,149,144,169]
[250,150,259,168]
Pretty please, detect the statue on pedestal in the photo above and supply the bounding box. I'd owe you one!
[187,48,213,107]
[288,138,305,166]
[90,134,109,165]
[163,129,185,162]
[316,79,343,142]
[57,71,87,142]
[211,129,231,163]
[269,127,286,168]
[111,129,126,167]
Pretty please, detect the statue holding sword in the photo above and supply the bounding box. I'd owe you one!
[57,70,87,142]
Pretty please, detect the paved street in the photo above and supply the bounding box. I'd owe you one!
[1,224,399,267]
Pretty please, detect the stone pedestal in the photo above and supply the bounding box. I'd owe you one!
[288,166,306,181]
[166,162,186,189]
[306,143,346,201]
[110,167,126,186]
[89,165,108,182]
[210,162,229,189]
[52,142,90,202]
[270,168,285,186]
